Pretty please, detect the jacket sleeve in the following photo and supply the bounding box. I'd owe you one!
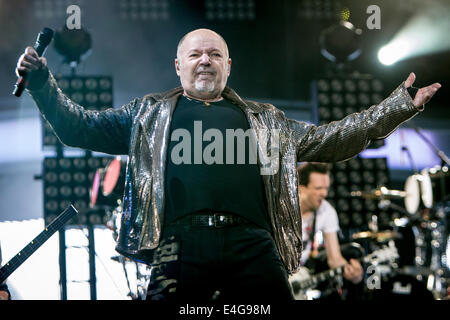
[27,71,136,155]
[289,82,419,163]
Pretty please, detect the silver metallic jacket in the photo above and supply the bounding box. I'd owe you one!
[30,72,418,274]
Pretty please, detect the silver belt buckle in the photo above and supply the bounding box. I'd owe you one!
[212,213,226,227]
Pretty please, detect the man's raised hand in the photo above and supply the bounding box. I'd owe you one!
[404,72,441,108]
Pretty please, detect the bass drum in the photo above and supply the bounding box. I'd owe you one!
[367,273,434,300]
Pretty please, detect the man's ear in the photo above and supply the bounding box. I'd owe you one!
[298,185,307,194]
[227,58,232,76]
[175,58,181,76]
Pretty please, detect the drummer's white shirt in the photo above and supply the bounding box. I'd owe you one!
[300,199,340,265]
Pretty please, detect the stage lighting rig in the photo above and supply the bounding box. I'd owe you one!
[53,26,92,66]
[319,20,362,64]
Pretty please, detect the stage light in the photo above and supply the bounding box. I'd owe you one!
[318,106,331,120]
[317,79,330,91]
[335,162,347,171]
[60,186,73,198]
[85,78,98,90]
[337,199,349,212]
[73,172,87,184]
[331,106,344,119]
[362,171,375,184]
[335,171,348,184]
[330,79,343,91]
[349,171,362,184]
[362,158,374,170]
[351,212,364,227]
[348,158,361,170]
[85,93,99,105]
[299,0,341,20]
[331,93,343,106]
[119,0,170,21]
[57,79,70,90]
[358,93,370,106]
[205,0,256,21]
[357,79,370,92]
[70,92,84,104]
[319,21,362,63]
[54,26,92,65]
[45,172,58,184]
[45,186,58,198]
[318,93,330,106]
[43,156,115,226]
[345,94,357,106]
[339,213,350,228]
[378,40,411,66]
[378,2,450,66]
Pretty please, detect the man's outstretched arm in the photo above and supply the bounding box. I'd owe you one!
[290,73,441,163]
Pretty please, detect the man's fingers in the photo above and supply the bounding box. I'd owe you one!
[405,72,416,88]
[40,56,47,68]
[23,54,40,64]
[413,83,442,107]
[20,60,39,71]
[25,46,39,59]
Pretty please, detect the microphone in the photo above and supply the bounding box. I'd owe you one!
[13,27,54,97]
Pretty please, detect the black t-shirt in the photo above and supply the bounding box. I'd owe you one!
[164,95,271,231]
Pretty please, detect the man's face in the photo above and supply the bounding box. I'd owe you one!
[299,172,330,212]
[175,30,231,100]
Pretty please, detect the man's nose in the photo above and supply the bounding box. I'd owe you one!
[199,53,211,64]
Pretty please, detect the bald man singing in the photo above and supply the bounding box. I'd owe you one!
[16,28,440,301]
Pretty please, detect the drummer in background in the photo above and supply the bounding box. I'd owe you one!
[297,163,363,286]
[0,242,11,300]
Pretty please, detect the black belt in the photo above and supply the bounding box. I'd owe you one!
[171,213,250,228]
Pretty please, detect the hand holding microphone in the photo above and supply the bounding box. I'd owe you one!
[14,27,54,97]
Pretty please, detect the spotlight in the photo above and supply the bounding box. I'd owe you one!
[335,161,347,171]
[330,79,343,91]
[338,213,350,227]
[331,93,344,106]
[318,93,330,106]
[54,26,92,64]
[317,79,330,91]
[351,212,364,227]
[361,158,374,170]
[335,171,348,184]
[320,21,363,63]
[345,94,357,106]
[318,106,331,120]
[331,107,344,119]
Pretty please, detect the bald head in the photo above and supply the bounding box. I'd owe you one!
[175,28,232,101]
[177,29,229,61]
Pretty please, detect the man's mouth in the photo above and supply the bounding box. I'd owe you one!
[196,69,215,76]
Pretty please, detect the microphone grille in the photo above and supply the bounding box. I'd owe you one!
[37,27,54,46]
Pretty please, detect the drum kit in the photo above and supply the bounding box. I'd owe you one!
[89,156,151,300]
[350,165,450,300]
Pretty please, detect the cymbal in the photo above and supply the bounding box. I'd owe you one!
[352,230,400,242]
[351,186,407,200]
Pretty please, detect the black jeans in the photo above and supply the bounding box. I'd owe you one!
[146,223,294,301]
